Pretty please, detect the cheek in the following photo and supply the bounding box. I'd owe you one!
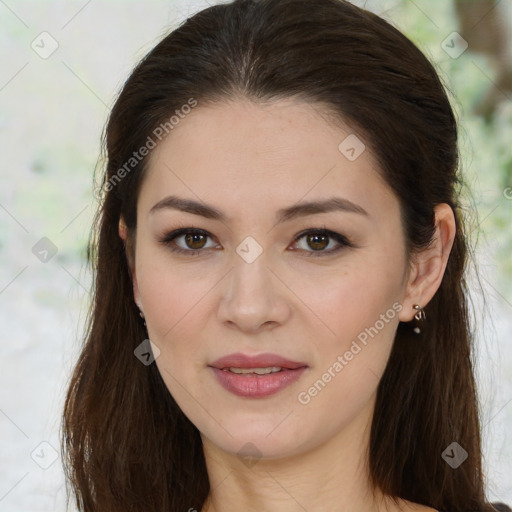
[293,257,403,342]
[137,261,212,403]
[296,281,401,428]
[293,257,403,402]
[135,243,214,341]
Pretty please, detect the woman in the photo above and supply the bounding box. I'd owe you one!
[60,1,511,511]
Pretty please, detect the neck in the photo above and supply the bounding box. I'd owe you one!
[199,395,401,512]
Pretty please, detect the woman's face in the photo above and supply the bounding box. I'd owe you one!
[130,98,414,459]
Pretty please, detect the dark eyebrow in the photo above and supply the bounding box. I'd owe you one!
[149,195,369,222]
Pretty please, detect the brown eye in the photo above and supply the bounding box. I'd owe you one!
[160,227,351,258]
[306,233,329,251]
[159,228,218,255]
[184,232,208,250]
[292,228,351,257]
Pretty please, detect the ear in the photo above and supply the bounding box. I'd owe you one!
[399,203,456,322]
[119,216,142,309]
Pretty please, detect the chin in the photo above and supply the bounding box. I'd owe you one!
[200,415,312,460]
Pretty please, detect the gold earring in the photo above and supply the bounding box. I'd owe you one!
[412,304,426,334]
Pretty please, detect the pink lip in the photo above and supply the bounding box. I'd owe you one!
[209,352,307,370]
[208,352,308,398]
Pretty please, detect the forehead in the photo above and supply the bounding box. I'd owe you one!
[138,98,397,222]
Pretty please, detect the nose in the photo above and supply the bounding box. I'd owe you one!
[217,249,292,333]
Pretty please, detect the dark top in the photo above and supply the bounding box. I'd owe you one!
[438,503,512,512]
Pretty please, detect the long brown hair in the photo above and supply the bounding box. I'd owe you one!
[61,1,502,511]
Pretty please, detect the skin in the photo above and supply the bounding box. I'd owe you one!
[119,97,455,512]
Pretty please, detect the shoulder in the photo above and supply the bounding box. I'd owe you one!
[488,503,512,512]
[436,502,512,512]
[404,500,512,512]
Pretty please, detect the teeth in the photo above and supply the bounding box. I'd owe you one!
[228,367,282,375]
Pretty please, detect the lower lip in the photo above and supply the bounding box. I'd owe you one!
[210,367,307,398]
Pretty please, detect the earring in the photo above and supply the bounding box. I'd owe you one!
[136,303,146,327]
[412,304,426,334]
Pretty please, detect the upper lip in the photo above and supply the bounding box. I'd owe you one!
[209,352,307,370]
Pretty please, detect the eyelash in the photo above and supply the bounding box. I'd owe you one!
[158,226,352,258]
